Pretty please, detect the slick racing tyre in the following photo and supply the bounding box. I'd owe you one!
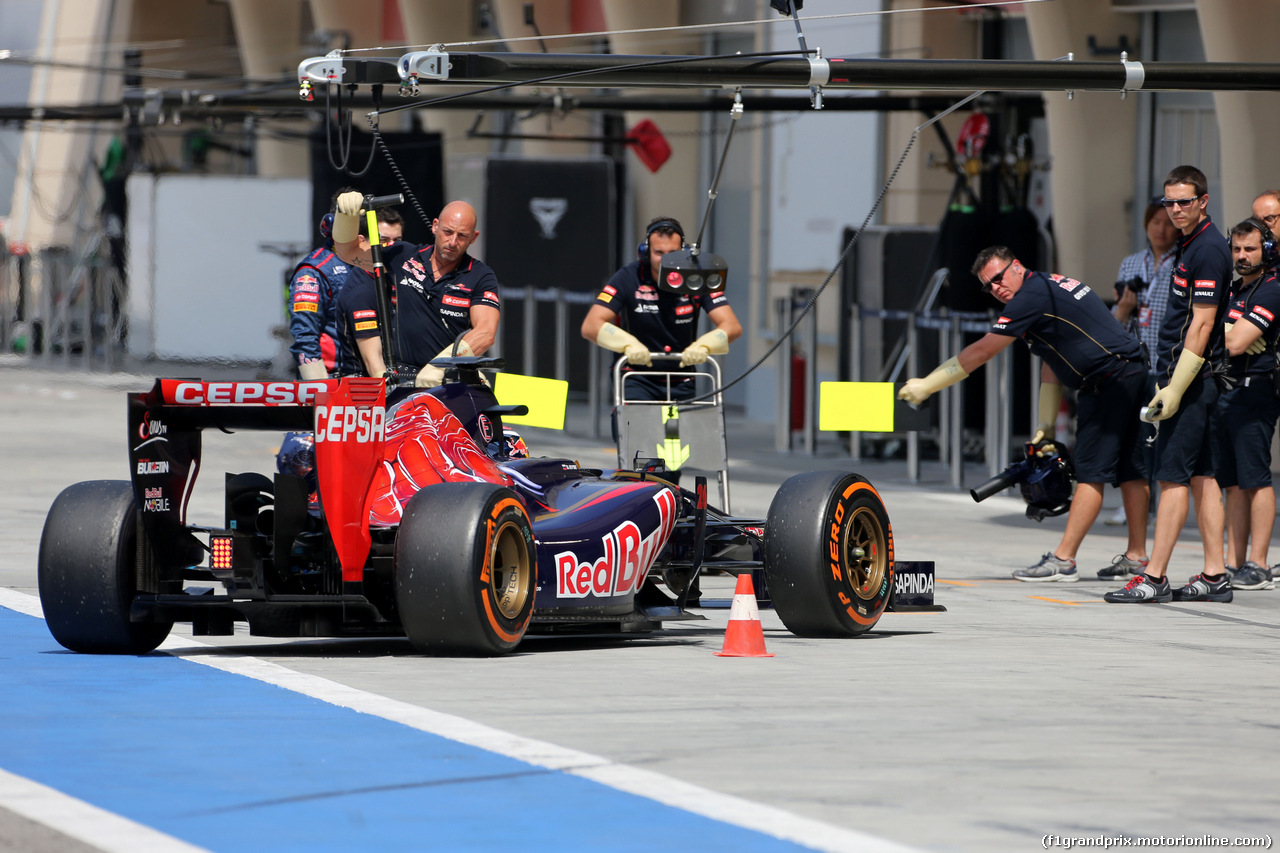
[38,480,173,654]
[764,471,893,637]
[394,484,535,655]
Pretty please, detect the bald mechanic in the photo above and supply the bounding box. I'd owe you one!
[331,194,500,385]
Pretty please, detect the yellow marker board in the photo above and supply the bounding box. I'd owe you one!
[818,382,895,432]
[492,373,569,430]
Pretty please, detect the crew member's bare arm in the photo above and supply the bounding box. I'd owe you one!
[462,305,499,355]
[706,304,743,343]
[581,304,619,343]
[357,337,386,378]
[958,332,1017,373]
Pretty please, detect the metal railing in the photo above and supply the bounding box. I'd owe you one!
[1,237,128,373]
[848,303,1039,488]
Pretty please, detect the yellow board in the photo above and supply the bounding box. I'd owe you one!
[493,373,569,430]
[818,382,895,432]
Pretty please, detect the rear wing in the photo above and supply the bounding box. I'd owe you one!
[127,378,386,581]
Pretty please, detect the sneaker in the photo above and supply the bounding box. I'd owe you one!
[1098,554,1148,580]
[1013,553,1079,582]
[1104,573,1171,603]
[1173,573,1234,603]
[1224,565,1238,581]
[1103,506,1127,526]
[1230,562,1275,591]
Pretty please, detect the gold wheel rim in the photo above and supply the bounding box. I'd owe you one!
[489,520,532,620]
[844,506,887,598]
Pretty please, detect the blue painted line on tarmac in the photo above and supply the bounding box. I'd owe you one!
[0,607,814,853]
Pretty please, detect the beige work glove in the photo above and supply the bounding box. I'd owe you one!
[596,321,651,367]
[415,339,473,388]
[1031,381,1062,457]
[298,360,329,380]
[898,356,968,405]
[680,329,730,367]
[332,191,363,244]
[1145,348,1204,422]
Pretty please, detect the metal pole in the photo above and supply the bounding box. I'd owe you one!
[554,288,568,382]
[906,312,919,484]
[949,318,963,490]
[1029,353,1042,442]
[985,348,1002,480]
[775,296,791,453]
[849,304,862,461]
[803,289,817,456]
[346,53,1280,95]
[937,314,949,466]
[588,344,602,441]
[522,285,535,375]
[999,346,1013,473]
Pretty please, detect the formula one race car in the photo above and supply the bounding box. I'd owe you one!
[38,359,933,656]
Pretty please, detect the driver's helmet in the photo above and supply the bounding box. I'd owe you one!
[502,427,529,460]
[1019,451,1074,518]
[276,431,316,478]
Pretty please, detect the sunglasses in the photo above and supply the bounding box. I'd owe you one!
[981,260,1013,294]
[1161,195,1202,209]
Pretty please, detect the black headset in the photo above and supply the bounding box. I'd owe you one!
[637,219,685,260]
[1243,217,1280,268]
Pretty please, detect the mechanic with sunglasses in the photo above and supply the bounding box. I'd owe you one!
[898,245,1149,584]
[1105,164,1232,604]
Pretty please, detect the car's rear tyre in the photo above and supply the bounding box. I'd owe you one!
[764,470,893,637]
[394,484,535,655]
[38,480,172,654]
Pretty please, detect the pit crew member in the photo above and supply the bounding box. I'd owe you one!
[332,195,500,385]
[377,207,403,245]
[1105,164,1232,605]
[1214,218,1280,591]
[288,192,369,380]
[899,246,1150,584]
[580,216,742,403]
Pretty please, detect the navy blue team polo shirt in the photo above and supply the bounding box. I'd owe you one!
[989,269,1144,389]
[338,241,501,371]
[593,259,730,372]
[1155,216,1231,381]
[1224,269,1280,379]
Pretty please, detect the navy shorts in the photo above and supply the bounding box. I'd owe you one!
[1154,376,1219,485]
[1073,363,1149,485]
[1213,379,1280,490]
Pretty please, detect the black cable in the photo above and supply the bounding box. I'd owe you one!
[344,84,381,177]
[369,129,432,229]
[324,82,354,170]
[678,121,924,407]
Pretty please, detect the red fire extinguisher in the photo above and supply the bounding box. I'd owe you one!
[790,350,806,431]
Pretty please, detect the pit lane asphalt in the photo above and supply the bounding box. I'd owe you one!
[1,363,1276,853]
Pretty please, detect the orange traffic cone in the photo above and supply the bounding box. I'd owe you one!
[715,573,774,657]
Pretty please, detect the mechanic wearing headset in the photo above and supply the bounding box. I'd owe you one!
[330,193,500,385]
[1212,218,1280,592]
[898,245,1150,585]
[580,216,742,403]
[288,188,370,380]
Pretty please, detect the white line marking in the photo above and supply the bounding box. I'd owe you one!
[0,588,920,853]
[0,767,210,853]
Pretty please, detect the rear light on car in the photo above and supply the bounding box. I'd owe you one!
[210,535,234,571]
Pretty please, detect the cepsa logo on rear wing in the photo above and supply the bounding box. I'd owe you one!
[159,380,333,407]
